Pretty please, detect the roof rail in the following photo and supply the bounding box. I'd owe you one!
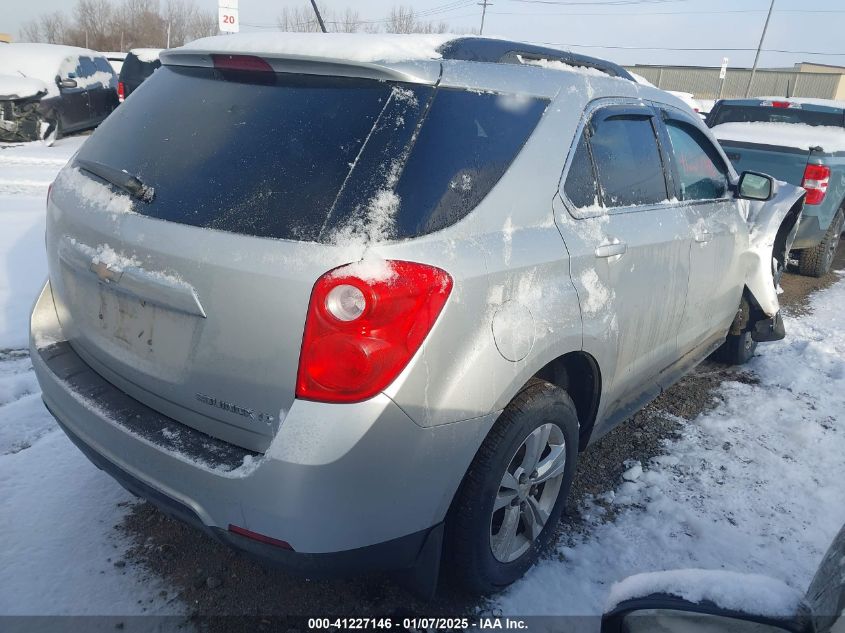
[437,37,634,81]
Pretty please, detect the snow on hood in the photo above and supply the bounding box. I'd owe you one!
[0,43,104,98]
[179,32,457,64]
[0,74,47,100]
[712,121,845,153]
[130,48,163,63]
[606,569,805,618]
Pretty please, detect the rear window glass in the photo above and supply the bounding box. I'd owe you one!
[709,104,844,128]
[71,65,547,242]
[119,54,161,81]
[590,115,668,207]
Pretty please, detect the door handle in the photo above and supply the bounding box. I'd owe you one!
[595,241,628,259]
[695,231,712,243]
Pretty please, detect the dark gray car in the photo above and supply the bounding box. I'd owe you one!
[0,43,118,143]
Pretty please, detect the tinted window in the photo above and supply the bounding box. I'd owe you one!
[119,53,161,82]
[563,133,599,209]
[709,104,844,128]
[93,57,113,74]
[665,120,729,200]
[77,57,97,79]
[391,90,548,237]
[590,115,667,207]
[70,66,547,242]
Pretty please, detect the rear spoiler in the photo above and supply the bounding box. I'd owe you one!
[159,50,442,85]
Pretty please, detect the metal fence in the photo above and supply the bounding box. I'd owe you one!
[625,66,843,100]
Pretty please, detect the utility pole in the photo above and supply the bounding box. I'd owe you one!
[166,21,171,48]
[310,0,328,33]
[745,0,775,98]
[478,0,492,35]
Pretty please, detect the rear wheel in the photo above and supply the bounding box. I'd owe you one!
[446,379,579,594]
[798,210,844,278]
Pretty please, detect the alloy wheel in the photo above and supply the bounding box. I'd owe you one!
[489,423,567,563]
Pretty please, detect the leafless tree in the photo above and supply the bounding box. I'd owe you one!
[384,5,448,34]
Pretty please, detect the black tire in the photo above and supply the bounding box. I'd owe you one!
[445,378,579,594]
[798,210,844,278]
[715,330,757,365]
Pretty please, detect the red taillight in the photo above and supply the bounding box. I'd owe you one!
[211,54,273,72]
[802,164,830,205]
[228,524,292,550]
[296,260,453,403]
[117,81,125,102]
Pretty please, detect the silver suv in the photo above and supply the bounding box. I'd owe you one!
[30,36,804,595]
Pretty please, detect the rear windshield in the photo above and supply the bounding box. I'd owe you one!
[71,65,547,242]
[709,104,844,128]
[119,54,161,81]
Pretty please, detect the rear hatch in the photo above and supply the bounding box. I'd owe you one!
[47,54,549,451]
[118,52,162,97]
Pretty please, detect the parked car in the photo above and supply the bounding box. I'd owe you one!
[707,97,845,277]
[0,43,118,143]
[603,523,845,633]
[30,35,804,596]
[103,51,127,75]
[117,48,162,102]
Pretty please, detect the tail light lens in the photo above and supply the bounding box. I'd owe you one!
[117,81,125,102]
[296,260,453,403]
[802,164,830,205]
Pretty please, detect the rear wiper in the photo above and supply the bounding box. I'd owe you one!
[75,158,155,203]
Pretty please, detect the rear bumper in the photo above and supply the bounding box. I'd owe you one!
[54,411,441,577]
[30,281,494,572]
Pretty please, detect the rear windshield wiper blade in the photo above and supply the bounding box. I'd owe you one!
[75,158,155,203]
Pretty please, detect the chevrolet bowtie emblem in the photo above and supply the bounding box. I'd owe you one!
[90,260,121,283]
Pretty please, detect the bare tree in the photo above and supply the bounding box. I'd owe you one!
[20,11,70,44]
[385,5,449,34]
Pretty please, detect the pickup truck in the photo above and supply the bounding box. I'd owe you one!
[707,97,845,276]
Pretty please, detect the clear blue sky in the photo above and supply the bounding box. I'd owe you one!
[5,0,845,69]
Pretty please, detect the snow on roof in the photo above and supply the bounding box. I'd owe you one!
[0,43,102,97]
[629,71,656,87]
[606,569,805,618]
[712,121,845,153]
[129,48,163,63]
[103,51,127,60]
[0,74,47,100]
[179,32,457,64]
[517,55,610,78]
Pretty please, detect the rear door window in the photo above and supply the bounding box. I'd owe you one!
[589,113,668,208]
[71,65,547,242]
[664,119,730,200]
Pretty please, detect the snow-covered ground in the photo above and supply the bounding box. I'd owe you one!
[495,273,845,614]
[0,136,177,615]
[0,135,843,617]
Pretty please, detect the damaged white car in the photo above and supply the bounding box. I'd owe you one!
[30,35,804,597]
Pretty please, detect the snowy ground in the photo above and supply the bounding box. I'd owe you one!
[494,273,845,615]
[0,137,178,615]
[0,136,842,618]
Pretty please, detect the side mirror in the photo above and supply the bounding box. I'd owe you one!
[58,78,78,89]
[602,601,808,633]
[738,171,775,201]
